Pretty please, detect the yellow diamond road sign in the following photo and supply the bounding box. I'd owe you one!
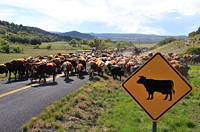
[121,52,193,122]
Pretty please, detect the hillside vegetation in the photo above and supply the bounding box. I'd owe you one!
[142,34,200,56]
[0,20,73,45]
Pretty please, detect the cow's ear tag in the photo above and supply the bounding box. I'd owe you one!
[121,52,193,122]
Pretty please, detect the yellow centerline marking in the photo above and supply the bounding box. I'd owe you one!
[0,73,64,98]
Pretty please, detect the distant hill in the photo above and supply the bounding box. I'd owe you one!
[29,27,59,36]
[88,33,188,43]
[29,26,77,41]
[58,31,95,40]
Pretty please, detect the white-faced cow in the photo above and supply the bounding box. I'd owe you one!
[137,76,175,101]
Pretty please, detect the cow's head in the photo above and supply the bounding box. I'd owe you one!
[137,76,146,84]
[120,63,125,68]
[130,66,134,73]
[31,65,37,72]
[75,58,79,64]
[120,70,125,76]
[78,65,82,71]
[101,66,105,72]
[86,61,91,71]
[63,63,68,71]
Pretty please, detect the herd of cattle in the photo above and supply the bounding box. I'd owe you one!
[0,50,199,83]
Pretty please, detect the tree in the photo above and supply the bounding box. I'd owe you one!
[93,38,105,50]
[31,38,41,45]
[88,40,95,48]
[0,39,10,53]
[70,39,77,45]
[81,38,88,45]
[125,41,134,47]
[115,41,121,49]
[104,38,113,43]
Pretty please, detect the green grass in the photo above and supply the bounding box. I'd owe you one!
[22,66,200,131]
[0,41,80,64]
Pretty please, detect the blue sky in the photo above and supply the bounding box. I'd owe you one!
[0,0,199,36]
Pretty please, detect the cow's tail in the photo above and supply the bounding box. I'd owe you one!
[171,81,175,94]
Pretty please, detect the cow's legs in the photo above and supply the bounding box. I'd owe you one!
[150,92,154,100]
[8,71,11,81]
[112,74,115,80]
[53,74,55,82]
[5,70,8,77]
[14,70,17,80]
[67,71,70,79]
[39,75,42,83]
[147,92,151,100]
[43,75,46,83]
[64,71,67,79]
[169,93,172,101]
[164,94,168,100]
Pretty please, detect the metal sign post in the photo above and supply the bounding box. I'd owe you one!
[152,121,157,132]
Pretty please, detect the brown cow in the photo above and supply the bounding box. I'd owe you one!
[4,60,18,81]
[110,60,117,65]
[67,57,79,72]
[27,61,47,82]
[125,62,135,74]
[16,58,29,78]
[61,61,72,79]
[51,58,61,71]
[117,61,126,70]
[4,59,28,81]
[183,54,193,64]
[96,60,105,76]
[172,64,189,79]
[86,61,97,79]
[79,57,86,71]
[35,62,57,83]
[76,63,84,77]
[165,56,172,61]
[170,60,182,65]
[0,64,8,76]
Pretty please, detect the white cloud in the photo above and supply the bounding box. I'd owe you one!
[0,0,200,34]
[0,9,16,20]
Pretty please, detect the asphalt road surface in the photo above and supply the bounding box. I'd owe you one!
[0,72,95,132]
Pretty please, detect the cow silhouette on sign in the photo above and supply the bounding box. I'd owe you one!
[137,76,175,101]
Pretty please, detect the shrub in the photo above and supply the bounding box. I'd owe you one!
[156,37,177,47]
[12,46,23,53]
[70,39,78,45]
[46,44,52,50]
[34,44,40,49]
[0,39,10,53]
[82,46,92,50]
[184,47,200,55]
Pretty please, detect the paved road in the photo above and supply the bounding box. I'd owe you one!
[0,72,94,132]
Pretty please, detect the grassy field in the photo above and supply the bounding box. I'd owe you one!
[0,41,80,64]
[22,65,200,132]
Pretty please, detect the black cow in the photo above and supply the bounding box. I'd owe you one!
[111,65,124,81]
[137,76,175,101]
[191,54,200,65]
